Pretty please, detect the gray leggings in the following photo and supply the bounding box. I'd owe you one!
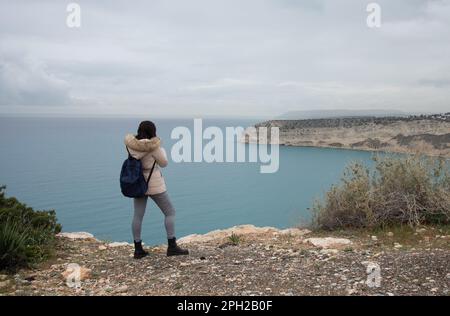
[132,191,175,241]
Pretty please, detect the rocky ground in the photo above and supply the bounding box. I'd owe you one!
[1,225,449,296]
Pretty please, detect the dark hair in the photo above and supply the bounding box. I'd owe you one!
[136,121,157,140]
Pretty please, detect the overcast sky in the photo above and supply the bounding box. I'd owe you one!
[0,0,449,117]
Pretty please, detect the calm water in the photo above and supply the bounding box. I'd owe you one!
[0,117,377,244]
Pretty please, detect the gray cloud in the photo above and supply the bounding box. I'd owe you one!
[0,0,449,116]
[0,53,72,106]
[418,78,450,88]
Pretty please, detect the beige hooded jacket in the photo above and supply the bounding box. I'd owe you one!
[124,134,168,195]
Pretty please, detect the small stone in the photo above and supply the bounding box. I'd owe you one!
[24,275,35,282]
[320,249,339,255]
[98,245,107,250]
[386,292,394,296]
[346,288,358,295]
[116,285,128,293]
[394,243,402,249]
[371,236,378,241]
[386,232,394,237]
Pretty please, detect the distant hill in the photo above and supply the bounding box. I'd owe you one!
[277,109,410,120]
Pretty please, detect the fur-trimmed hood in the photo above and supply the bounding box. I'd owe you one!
[124,134,161,152]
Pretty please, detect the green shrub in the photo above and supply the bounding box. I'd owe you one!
[0,186,62,270]
[228,232,242,245]
[312,155,450,230]
[0,220,29,268]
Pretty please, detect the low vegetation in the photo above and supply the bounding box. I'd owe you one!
[0,186,61,271]
[312,155,450,230]
[228,232,242,245]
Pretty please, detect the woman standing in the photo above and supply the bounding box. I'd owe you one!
[124,121,189,259]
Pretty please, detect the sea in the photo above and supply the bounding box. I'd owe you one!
[0,116,378,244]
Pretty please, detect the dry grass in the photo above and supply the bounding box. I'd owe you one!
[312,155,450,230]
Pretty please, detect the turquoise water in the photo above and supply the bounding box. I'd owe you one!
[0,117,376,244]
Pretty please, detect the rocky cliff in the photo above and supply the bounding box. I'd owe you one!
[245,114,450,157]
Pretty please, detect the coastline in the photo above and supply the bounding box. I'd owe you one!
[243,116,450,159]
[279,142,450,159]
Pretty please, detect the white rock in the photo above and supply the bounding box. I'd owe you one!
[278,228,311,236]
[108,242,131,248]
[346,288,358,295]
[304,237,352,249]
[320,249,339,255]
[371,236,378,241]
[98,245,107,250]
[279,228,311,236]
[116,285,128,293]
[178,224,278,244]
[394,243,403,249]
[57,232,94,240]
[386,232,394,237]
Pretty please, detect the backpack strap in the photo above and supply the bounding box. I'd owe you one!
[146,161,157,186]
[126,145,156,185]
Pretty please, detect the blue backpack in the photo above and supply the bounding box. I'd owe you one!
[120,147,156,198]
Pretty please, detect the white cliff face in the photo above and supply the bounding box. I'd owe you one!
[241,127,280,145]
[245,119,450,157]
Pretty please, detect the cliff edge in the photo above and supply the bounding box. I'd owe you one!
[2,224,449,296]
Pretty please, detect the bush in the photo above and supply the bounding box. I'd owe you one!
[0,186,62,270]
[312,155,450,230]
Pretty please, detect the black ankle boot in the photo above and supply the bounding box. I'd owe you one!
[167,237,189,256]
[134,240,149,259]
